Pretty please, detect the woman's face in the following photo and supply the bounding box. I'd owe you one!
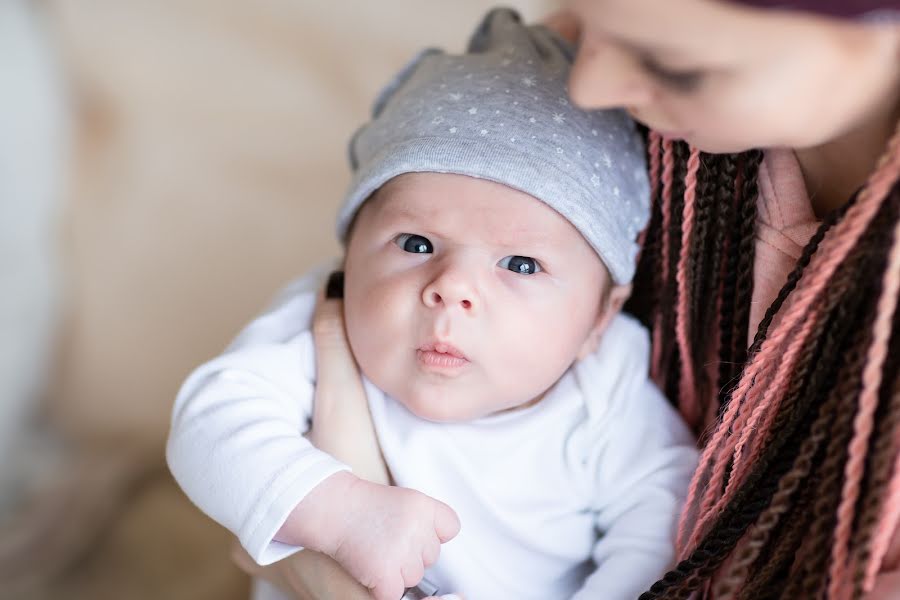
[564,0,900,153]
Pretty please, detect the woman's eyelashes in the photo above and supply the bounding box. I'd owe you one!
[639,55,706,93]
[498,255,542,275]
[394,233,433,253]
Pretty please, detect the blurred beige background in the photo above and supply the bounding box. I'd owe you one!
[1,1,552,599]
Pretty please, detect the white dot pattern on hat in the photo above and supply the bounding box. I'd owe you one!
[341,8,651,285]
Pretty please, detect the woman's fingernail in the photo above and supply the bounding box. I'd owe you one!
[325,270,344,299]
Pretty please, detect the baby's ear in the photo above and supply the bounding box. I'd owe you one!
[576,283,632,360]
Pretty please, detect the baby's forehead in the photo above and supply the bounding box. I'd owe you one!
[366,173,584,246]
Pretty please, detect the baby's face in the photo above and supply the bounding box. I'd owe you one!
[343,173,613,422]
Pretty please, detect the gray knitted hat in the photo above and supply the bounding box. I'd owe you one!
[336,8,650,284]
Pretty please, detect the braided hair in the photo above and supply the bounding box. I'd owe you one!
[628,123,900,599]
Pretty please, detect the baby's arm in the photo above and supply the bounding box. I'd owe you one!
[572,378,699,600]
[166,281,459,600]
[166,331,349,564]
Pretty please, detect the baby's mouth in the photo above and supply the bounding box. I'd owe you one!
[416,341,470,370]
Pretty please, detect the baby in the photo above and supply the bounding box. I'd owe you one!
[167,9,698,600]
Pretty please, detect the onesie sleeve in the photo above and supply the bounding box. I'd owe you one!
[166,270,351,566]
[570,315,699,600]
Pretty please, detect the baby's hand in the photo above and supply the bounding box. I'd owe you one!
[286,471,460,600]
[329,475,460,600]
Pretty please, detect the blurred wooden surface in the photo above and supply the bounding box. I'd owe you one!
[16,1,553,599]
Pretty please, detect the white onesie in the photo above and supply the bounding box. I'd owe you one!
[167,270,698,600]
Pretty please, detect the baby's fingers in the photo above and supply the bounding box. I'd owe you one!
[432,500,461,543]
[422,536,440,568]
[400,559,425,591]
[370,572,405,600]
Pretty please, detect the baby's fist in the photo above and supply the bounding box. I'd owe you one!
[328,478,460,600]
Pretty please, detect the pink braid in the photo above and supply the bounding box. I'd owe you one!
[685,124,900,554]
[678,372,750,553]
[676,282,725,554]
[830,200,900,598]
[675,147,702,430]
[725,301,825,496]
[868,445,900,590]
[694,307,820,545]
[648,133,662,208]
[635,134,663,269]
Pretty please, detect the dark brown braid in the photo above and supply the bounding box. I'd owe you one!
[849,187,900,597]
[639,193,888,598]
[629,125,900,598]
[642,257,870,598]
[736,462,822,600]
[714,155,743,409]
[785,273,882,598]
[851,368,900,598]
[719,298,852,598]
[662,141,689,401]
[728,151,762,373]
[731,185,895,598]
[639,383,824,599]
[627,139,666,332]
[688,154,716,340]
[687,154,724,411]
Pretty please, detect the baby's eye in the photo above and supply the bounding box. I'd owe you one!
[394,233,433,254]
[498,255,542,275]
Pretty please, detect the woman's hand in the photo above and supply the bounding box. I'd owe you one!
[233,272,387,599]
[232,272,463,600]
[232,542,374,600]
[308,272,391,485]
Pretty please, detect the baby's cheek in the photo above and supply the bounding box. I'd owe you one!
[497,319,575,390]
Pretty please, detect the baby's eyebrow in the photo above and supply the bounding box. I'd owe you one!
[376,203,429,224]
[376,202,561,250]
[491,228,558,250]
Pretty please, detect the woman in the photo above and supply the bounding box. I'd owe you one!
[560,1,900,598]
[237,0,900,597]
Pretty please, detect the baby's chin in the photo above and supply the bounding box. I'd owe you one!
[393,386,536,423]
[395,393,484,423]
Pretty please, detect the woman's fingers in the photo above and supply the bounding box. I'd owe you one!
[869,570,900,600]
[312,271,352,350]
[231,541,298,596]
[310,270,391,485]
[232,538,379,600]
[230,541,260,576]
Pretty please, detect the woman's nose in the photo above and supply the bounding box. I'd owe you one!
[568,34,654,110]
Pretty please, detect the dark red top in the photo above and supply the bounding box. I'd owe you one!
[733,0,899,18]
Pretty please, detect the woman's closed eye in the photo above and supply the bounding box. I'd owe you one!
[498,255,542,275]
[394,233,433,253]
[639,55,706,93]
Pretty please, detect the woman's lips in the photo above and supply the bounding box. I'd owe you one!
[417,342,469,370]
